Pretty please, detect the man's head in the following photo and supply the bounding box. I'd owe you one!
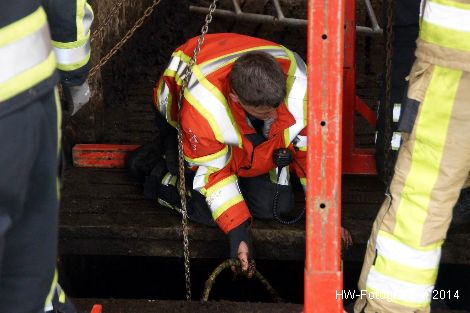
[229,51,286,120]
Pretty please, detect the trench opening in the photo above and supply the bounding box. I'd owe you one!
[60,0,470,311]
[59,257,470,310]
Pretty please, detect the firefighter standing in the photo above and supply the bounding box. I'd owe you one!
[0,0,92,312]
[354,0,470,312]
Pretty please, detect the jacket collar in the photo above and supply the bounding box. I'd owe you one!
[225,82,295,137]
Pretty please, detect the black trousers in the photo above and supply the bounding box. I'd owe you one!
[160,173,296,227]
[0,90,60,313]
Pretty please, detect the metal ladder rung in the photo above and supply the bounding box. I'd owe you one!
[189,0,383,35]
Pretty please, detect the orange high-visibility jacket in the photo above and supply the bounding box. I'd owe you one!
[153,33,307,233]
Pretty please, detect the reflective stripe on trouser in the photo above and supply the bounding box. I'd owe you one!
[354,67,470,313]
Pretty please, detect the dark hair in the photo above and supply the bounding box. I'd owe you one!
[229,51,286,108]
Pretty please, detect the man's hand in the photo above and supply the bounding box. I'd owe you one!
[228,221,255,278]
[341,226,353,250]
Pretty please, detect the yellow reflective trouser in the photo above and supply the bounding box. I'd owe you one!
[354,63,470,313]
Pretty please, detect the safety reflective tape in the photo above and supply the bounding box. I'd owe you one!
[420,0,470,51]
[54,87,62,199]
[374,253,438,285]
[199,46,288,77]
[161,172,173,186]
[0,23,52,83]
[82,3,94,39]
[423,0,470,32]
[206,176,242,216]
[187,78,241,146]
[376,231,441,269]
[394,66,462,247]
[212,194,244,220]
[0,7,47,46]
[166,53,189,76]
[76,0,93,40]
[158,80,170,118]
[54,40,90,70]
[44,270,58,310]
[294,135,307,151]
[185,146,231,169]
[193,165,212,192]
[58,284,66,303]
[0,52,56,102]
[275,166,290,186]
[391,132,402,150]
[284,51,308,146]
[420,20,470,51]
[393,103,401,122]
[366,267,433,307]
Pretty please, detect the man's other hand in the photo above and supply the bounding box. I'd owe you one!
[341,226,353,249]
[228,221,255,277]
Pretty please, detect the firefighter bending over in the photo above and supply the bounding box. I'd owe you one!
[130,33,352,274]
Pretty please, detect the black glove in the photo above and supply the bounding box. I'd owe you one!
[62,81,91,116]
[155,112,179,175]
[227,220,255,276]
[164,139,178,176]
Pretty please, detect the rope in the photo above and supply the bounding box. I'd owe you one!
[202,259,283,303]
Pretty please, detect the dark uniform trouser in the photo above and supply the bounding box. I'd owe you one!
[159,173,295,227]
[0,89,60,313]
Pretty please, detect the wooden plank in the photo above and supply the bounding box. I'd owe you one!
[59,168,470,264]
[72,298,304,313]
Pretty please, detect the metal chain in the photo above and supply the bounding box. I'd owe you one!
[383,0,394,187]
[88,0,162,79]
[176,0,218,301]
[90,0,125,43]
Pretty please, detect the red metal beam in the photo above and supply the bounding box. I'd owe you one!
[305,0,344,311]
[72,144,140,168]
[355,96,377,128]
[341,0,377,175]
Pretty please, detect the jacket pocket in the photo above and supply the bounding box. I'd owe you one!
[406,60,433,102]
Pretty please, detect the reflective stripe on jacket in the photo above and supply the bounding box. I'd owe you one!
[0,6,55,103]
[0,0,93,116]
[153,33,307,233]
[416,0,470,71]
[43,0,94,86]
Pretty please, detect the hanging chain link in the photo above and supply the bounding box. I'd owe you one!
[90,0,125,43]
[88,0,162,79]
[383,0,395,187]
[176,0,218,301]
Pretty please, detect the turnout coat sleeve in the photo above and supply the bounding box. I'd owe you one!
[42,0,93,86]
